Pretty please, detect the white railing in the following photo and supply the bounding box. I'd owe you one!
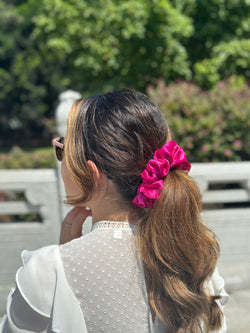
[0,169,62,314]
[0,163,249,294]
[190,162,250,290]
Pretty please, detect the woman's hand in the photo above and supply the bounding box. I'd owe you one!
[59,206,92,244]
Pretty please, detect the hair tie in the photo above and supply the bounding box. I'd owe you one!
[132,140,191,208]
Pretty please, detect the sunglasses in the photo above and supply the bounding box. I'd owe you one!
[52,137,64,161]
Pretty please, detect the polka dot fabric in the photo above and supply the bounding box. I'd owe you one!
[1,221,227,332]
[60,221,153,332]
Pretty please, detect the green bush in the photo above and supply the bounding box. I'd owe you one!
[147,76,250,162]
[0,146,56,169]
[0,0,193,146]
[2,0,250,147]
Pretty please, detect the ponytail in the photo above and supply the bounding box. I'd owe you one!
[136,170,223,332]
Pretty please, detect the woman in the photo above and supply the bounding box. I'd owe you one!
[0,90,228,332]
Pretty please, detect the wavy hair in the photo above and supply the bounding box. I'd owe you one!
[65,89,222,332]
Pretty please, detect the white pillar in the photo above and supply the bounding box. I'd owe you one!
[55,90,82,137]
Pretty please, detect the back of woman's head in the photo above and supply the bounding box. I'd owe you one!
[65,89,223,332]
[65,89,169,203]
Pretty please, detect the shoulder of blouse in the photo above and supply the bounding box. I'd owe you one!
[16,244,60,317]
[5,244,88,333]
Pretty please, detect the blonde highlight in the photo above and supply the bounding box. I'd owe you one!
[65,99,95,205]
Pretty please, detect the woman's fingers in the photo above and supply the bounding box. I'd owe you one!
[70,207,92,239]
[59,206,92,245]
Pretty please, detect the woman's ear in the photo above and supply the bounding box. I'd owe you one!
[87,160,109,197]
[87,160,102,184]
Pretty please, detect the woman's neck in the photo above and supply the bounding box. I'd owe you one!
[90,196,140,225]
[88,177,142,224]
[91,206,139,225]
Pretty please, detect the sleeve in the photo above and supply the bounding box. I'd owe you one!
[0,288,50,333]
[205,268,229,333]
[0,245,89,333]
[0,245,58,333]
[16,246,58,317]
[210,268,229,307]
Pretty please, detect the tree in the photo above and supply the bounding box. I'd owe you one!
[185,0,250,88]
[26,0,194,91]
[0,0,249,146]
[0,0,194,145]
[0,0,63,145]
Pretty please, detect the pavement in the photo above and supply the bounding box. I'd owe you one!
[224,288,250,333]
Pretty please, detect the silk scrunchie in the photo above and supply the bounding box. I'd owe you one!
[132,140,191,208]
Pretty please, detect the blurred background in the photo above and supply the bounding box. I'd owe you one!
[0,0,249,162]
[0,0,250,331]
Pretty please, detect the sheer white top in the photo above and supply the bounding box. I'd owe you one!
[0,221,228,333]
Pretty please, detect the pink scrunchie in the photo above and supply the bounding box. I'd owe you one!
[132,140,191,208]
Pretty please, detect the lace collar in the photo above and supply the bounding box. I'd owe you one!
[91,220,137,231]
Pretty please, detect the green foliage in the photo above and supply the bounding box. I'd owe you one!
[28,0,193,91]
[0,0,194,145]
[147,76,250,162]
[186,0,250,88]
[194,39,250,88]
[0,146,56,169]
[0,0,249,148]
[0,0,59,143]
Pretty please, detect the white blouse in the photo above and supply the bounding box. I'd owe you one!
[0,221,228,333]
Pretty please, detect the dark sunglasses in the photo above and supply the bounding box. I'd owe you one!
[52,137,64,161]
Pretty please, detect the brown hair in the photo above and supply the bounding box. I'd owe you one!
[65,90,222,332]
